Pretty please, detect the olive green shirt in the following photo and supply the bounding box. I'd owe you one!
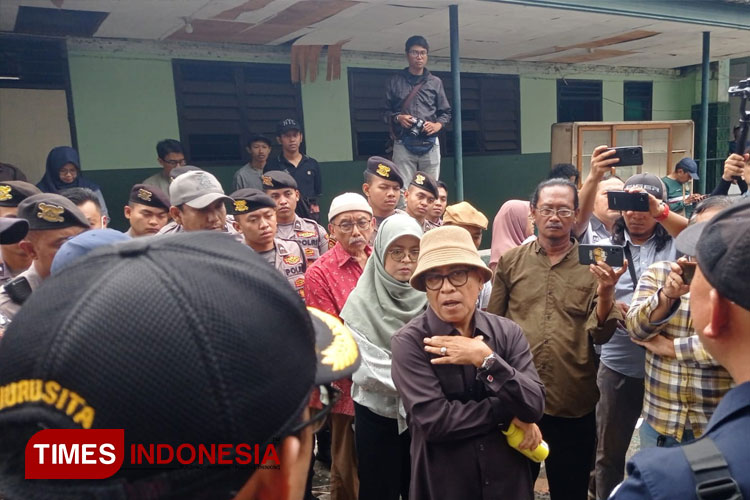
[487,240,621,417]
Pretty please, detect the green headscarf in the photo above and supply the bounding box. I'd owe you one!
[340,214,427,351]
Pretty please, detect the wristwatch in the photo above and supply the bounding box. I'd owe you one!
[480,353,495,370]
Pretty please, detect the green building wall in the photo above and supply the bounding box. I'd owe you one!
[66,41,697,241]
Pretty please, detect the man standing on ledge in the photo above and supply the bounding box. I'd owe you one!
[385,35,451,183]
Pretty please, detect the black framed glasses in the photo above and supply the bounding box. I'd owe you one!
[536,207,575,218]
[162,158,187,167]
[424,269,471,291]
[387,248,420,262]
[333,218,372,233]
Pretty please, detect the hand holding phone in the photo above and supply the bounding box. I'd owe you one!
[607,191,650,212]
[605,146,644,167]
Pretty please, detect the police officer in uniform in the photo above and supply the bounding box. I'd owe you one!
[0,193,88,320]
[0,217,30,334]
[231,188,307,298]
[404,170,439,232]
[124,183,170,237]
[261,170,328,263]
[361,156,406,241]
[0,181,41,284]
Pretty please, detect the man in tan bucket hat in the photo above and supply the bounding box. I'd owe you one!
[391,225,545,500]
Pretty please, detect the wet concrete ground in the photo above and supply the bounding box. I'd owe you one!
[310,423,642,500]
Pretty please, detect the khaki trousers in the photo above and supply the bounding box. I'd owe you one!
[330,413,359,500]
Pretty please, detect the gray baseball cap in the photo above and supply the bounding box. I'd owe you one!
[168,170,232,209]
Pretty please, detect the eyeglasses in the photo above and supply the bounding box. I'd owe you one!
[387,248,420,262]
[286,384,341,435]
[333,218,372,233]
[162,158,187,167]
[536,207,575,218]
[408,50,428,57]
[424,269,471,291]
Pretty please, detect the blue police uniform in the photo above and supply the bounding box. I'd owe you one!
[611,382,750,499]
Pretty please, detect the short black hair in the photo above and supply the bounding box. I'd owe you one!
[247,135,272,148]
[156,139,184,160]
[531,178,579,209]
[59,187,101,210]
[693,195,733,217]
[548,163,580,185]
[405,35,429,53]
[363,170,374,184]
[436,181,448,195]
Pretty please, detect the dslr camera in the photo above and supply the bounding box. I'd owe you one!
[408,118,425,136]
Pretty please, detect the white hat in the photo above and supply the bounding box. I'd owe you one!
[328,193,373,222]
[169,171,232,209]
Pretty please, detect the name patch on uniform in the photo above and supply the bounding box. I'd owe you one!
[283,255,301,265]
[0,185,12,201]
[304,248,315,258]
[37,203,65,223]
[296,231,315,238]
[376,164,391,178]
[234,200,249,213]
[137,189,153,202]
[414,174,425,185]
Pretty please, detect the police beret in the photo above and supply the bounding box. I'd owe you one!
[128,184,170,210]
[409,171,439,198]
[17,193,90,231]
[0,218,28,245]
[230,188,277,215]
[261,170,297,190]
[0,181,42,207]
[366,156,403,188]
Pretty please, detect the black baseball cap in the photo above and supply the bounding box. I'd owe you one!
[230,188,276,215]
[277,118,302,135]
[366,156,403,188]
[262,170,297,191]
[676,200,750,311]
[624,173,666,201]
[17,193,90,231]
[0,181,41,207]
[0,218,28,245]
[410,171,439,198]
[128,184,170,211]
[0,232,359,497]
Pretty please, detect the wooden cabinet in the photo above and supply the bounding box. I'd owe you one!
[551,121,694,183]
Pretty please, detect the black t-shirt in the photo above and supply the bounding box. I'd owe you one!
[264,155,322,202]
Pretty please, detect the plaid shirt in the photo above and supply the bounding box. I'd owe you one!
[626,261,733,441]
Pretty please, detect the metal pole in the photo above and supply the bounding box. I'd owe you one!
[450,4,464,201]
[699,31,710,193]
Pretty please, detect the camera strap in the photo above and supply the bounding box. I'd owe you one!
[623,244,638,292]
[389,80,427,141]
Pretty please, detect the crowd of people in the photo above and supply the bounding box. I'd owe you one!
[0,34,748,500]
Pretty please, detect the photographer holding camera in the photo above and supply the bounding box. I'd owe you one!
[385,35,451,186]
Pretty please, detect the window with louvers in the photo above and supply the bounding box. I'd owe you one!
[348,68,521,159]
[624,81,653,121]
[173,60,302,165]
[557,79,602,123]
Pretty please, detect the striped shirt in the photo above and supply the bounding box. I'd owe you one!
[626,261,733,441]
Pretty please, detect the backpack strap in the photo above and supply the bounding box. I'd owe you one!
[682,438,743,500]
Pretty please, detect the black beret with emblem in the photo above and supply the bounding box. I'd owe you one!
[365,156,403,188]
[0,181,42,207]
[409,171,439,198]
[261,170,298,191]
[229,188,277,215]
[17,193,90,231]
[128,184,170,210]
